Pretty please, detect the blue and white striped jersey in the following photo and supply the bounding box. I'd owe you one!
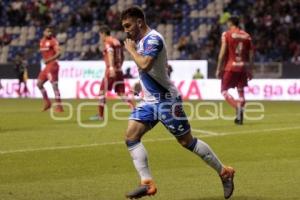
[136,30,179,103]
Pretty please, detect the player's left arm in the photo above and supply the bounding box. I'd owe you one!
[44,40,61,64]
[106,44,116,77]
[124,38,154,71]
[216,32,227,78]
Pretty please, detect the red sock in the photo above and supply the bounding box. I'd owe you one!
[98,95,106,117]
[222,90,238,108]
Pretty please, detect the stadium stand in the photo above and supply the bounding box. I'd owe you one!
[0,0,299,65]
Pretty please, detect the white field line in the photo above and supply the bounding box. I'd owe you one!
[265,113,300,117]
[191,128,219,135]
[206,126,300,136]
[0,126,300,155]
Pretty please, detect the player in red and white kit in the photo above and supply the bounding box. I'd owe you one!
[90,25,135,120]
[37,27,63,112]
[216,16,254,125]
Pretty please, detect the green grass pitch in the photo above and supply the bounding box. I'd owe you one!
[0,99,299,200]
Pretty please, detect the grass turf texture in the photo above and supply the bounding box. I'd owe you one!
[0,99,299,200]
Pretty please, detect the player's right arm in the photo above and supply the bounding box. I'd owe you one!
[124,38,155,71]
[216,32,227,78]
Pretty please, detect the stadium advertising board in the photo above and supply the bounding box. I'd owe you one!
[41,60,208,80]
[1,61,298,100]
[1,79,300,101]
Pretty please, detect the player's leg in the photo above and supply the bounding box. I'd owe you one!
[23,80,29,97]
[235,72,248,125]
[51,81,63,112]
[235,87,245,125]
[221,71,239,108]
[125,104,158,199]
[37,71,51,111]
[19,73,29,97]
[16,73,23,96]
[115,81,135,110]
[23,72,29,96]
[118,91,135,109]
[176,132,235,199]
[221,71,244,125]
[160,98,224,173]
[89,78,108,120]
[48,65,63,112]
[115,72,135,109]
[161,98,235,199]
[17,80,21,97]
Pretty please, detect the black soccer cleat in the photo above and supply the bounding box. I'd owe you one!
[234,118,243,125]
[126,179,157,199]
[126,185,149,199]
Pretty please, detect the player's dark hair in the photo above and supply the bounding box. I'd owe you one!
[45,26,55,36]
[228,16,240,26]
[121,6,145,21]
[99,25,111,35]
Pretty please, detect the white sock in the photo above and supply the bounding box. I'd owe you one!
[128,142,152,180]
[191,139,223,174]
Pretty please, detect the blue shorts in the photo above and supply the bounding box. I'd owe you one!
[129,96,191,137]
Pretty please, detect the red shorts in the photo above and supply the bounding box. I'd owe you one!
[38,63,59,83]
[221,71,248,92]
[100,71,125,93]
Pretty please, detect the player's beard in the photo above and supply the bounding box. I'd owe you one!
[127,30,140,41]
[126,32,136,41]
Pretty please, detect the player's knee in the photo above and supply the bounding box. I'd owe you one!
[222,90,228,97]
[125,129,140,141]
[99,91,105,96]
[51,82,58,90]
[180,137,198,151]
[125,139,141,148]
[176,132,194,148]
[37,81,43,89]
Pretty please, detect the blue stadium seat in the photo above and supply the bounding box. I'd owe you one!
[67,27,77,38]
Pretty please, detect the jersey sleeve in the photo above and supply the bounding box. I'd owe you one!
[105,42,114,52]
[143,34,163,58]
[52,38,60,52]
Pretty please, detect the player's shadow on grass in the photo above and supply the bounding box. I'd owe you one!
[184,196,267,200]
